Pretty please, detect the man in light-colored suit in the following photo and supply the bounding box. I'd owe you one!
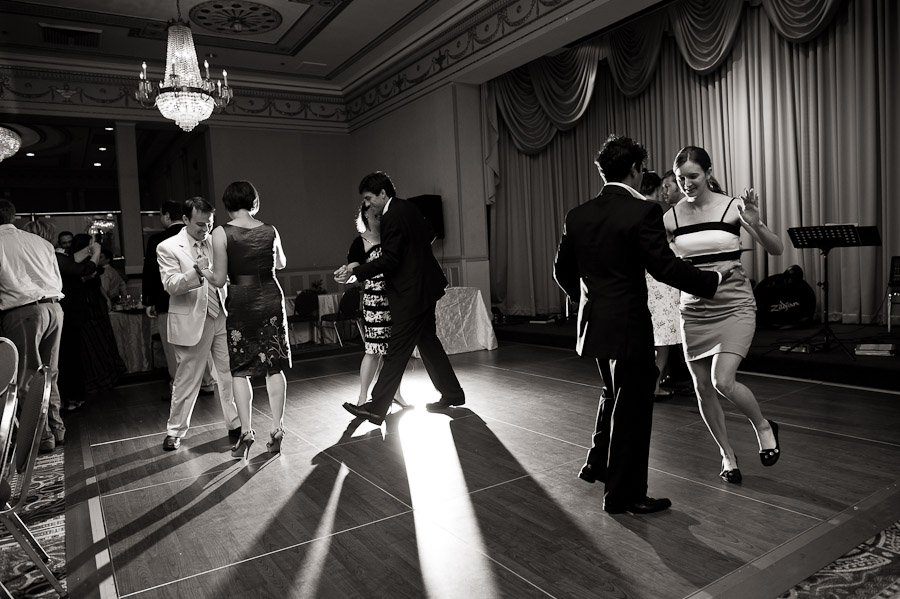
[156,197,240,451]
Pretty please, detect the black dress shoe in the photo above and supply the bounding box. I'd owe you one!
[578,464,600,484]
[163,435,181,451]
[759,420,781,466]
[425,396,466,411]
[228,427,242,440]
[342,402,384,425]
[604,496,672,514]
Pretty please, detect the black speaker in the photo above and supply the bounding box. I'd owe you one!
[408,194,444,239]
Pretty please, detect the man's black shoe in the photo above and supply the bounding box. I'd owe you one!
[578,464,601,484]
[342,402,385,426]
[604,496,671,514]
[425,396,466,411]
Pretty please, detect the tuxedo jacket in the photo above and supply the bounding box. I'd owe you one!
[156,228,226,347]
[353,198,447,324]
[553,185,718,360]
[142,223,184,312]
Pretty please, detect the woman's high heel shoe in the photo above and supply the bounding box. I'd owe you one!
[759,420,781,466]
[392,398,413,410]
[231,430,255,459]
[720,457,742,484]
[266,428,284,454]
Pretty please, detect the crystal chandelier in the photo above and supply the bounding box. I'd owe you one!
[135,0,233,132]
[0,126,22,162]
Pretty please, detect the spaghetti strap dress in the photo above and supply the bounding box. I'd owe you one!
[671,198,756,360]
[223,223,292,377]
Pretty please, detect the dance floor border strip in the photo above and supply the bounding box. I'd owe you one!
[686,480,900,599]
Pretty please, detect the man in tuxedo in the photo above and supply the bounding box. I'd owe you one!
[553,135,732,514]
[335,171,464,424]
[156,197,239,450]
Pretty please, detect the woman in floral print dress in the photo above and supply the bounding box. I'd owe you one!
[345,203,409,409]
[202,181,291,458]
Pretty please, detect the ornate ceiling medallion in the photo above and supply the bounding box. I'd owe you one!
[189,1,283,35]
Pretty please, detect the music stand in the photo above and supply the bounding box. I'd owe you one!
[785,225,882,360]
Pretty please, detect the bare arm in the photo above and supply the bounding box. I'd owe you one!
[199,227,228,288]
[737,188,784,255]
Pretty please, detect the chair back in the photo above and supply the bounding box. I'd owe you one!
[294,289,319,317]
[16,367,51,476]
[0,339,19,485]
[338,286,361,317]
[0,337,17,398]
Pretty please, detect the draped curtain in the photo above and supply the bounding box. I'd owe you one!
[488,0,900,325]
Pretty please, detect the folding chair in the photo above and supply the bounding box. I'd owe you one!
[319,286,363,347]
[0,363,68,598]
[287,289,319,344]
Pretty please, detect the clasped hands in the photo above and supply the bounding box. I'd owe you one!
[196,255,210,271]
[333,264,353,284]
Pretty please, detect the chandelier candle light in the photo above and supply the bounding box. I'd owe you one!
[0,126,22,162]
[135,1,233,132]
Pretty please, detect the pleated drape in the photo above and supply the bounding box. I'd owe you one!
[491,43,602,155]
[488,0,900,326]
[668,0,745,75]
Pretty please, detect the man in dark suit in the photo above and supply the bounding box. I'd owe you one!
[335,171,464,425]
[142,200,184,396]
[553,135,733,515]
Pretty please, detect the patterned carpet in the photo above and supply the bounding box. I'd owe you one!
[781,522,900,599]
[0,448,67,598]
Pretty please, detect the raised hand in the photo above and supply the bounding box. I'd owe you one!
[737,188,761,226]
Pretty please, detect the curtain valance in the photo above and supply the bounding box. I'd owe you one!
[492,43,601,155]
[759,0,845,42]
[668,0,745,75]
[488,0,845,156]
[604,10,667,97]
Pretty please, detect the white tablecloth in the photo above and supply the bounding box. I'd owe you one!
[285,292,346,345]
[416,287,497,356]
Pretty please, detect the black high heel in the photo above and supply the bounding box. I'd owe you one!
[231,430,255,459]
[266,428,284,454]
[720,457,742,484]
[759,420,780,466]
[392,398,413,409]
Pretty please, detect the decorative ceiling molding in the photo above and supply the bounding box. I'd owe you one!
[0,66,348,131]
[346,0,580,122]
[1,0,592,129]
[189,1,284,35]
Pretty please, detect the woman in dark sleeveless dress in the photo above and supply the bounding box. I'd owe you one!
[663,146,784,484]
[200,181,291,459]
[345,202,408,408]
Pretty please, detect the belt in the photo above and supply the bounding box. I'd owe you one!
[0,297,59,314]
[231,272,275,286]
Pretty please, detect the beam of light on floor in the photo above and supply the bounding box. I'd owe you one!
[398,411,501,599]
[294,462,349,596]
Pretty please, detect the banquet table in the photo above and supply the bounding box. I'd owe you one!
[415,286,497,357]
[109,309,157,374]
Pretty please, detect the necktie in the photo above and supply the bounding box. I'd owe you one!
[195,241,220,319]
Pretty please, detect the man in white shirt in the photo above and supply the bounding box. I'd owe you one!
[0,200,66,452]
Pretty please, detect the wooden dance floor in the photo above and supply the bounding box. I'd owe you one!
[64,342,900,598]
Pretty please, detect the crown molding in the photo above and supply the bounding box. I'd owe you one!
[1,0,636,130]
